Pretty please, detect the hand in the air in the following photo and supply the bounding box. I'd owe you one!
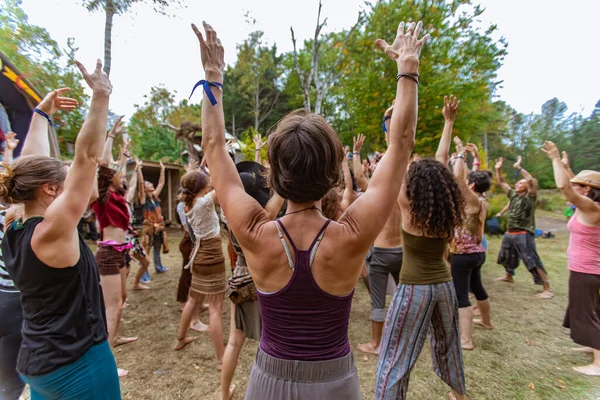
[191,22,225,74]
[541,141,560,161]
[253,134,267,150]
[494,157,504,170]
[443,95,460,122]
[375,21,429,67]
[4,132,19,151]
[37,88,80,115]
[353,134,366,153]
[76,59,112,95]
[513,155,522,169]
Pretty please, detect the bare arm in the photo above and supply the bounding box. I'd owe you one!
[36,60,112,267]
[453,138,480,207]
[497,202,510,217]
[21,88,79,157]
[512,156,536,195]
[494,158,512,194]
[543,141,599,213]
[137,161,146,205]
[340,157,354,212]
[561,151,575,179]
[126,164,138,204]
[153,162,166,197]
[435,95,459,165]
[253,133,266,164]
[342,21,428,249]
[265,192,285,221]
[192,22,268,243]
[466,143,480,172]
[352,134,369,191]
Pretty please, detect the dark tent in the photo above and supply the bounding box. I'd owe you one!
[0,51,60,158]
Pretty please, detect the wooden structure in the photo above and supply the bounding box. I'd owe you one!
[126,160,183,226]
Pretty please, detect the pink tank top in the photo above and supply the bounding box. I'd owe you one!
[567,214,600,275]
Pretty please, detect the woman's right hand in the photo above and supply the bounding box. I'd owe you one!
[375,21,429,70]
[75,59,112,96]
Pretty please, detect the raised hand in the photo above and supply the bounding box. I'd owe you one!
[76,59,112,95]
[465,143,479,157]
[185,159,199,173]
[160,161,165,172]
[375,21,429,67]
[134,157,143,171]
[513,155,522,169]
[4,132,19,151]
[453,136,464,154]
[443,95,460,122]
[561,150,570,168]
[253,133,267,150]
[541,141,560,160]
[109,115,125,139]
[353,134,366,153]
[37,88,79,115]
[225,140,235,152]
[191,22,225,74]
[495,157,504,170]
[384,101,395,117]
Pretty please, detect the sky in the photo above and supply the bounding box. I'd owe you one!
[18,0,600,119]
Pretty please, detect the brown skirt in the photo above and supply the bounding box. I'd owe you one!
[563,270,600,349]
[96,245,126,276]
[189,236,227,299]
[177,231,193,303]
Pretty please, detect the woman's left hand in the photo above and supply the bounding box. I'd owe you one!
[192,22,225,75]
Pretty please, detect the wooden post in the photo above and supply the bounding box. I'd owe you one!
[167,169,173,223]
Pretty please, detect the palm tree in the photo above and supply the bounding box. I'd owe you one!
[83,0,177,76]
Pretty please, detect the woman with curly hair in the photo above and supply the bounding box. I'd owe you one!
[376,98,467,399]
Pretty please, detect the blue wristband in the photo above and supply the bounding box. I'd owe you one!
[33,108,58,127]
[189,80,223,106]
[382,116,391,133]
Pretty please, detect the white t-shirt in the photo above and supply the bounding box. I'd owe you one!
[185,194,220,241]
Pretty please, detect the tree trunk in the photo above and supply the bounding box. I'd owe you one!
[103,0,114,76]
[254,83,260,131]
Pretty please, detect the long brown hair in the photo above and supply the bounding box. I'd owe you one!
[0,156,67,204]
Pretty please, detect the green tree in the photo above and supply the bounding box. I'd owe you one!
[82,0,179,76]
[335,0,507,154]
[568,100,600,173]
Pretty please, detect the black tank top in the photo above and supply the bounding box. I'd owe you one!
[2,217,108,376]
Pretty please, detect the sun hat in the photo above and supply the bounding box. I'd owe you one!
[570,170,600,189]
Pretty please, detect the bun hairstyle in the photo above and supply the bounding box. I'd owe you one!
[406,159,465,238]
[267,111,345,203]
[467,171,492,194]
[0,156,67,204]
[179,170,209,209]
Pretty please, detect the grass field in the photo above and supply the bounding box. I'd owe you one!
[104,214,600,400]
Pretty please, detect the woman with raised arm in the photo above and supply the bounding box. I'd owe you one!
[376,100,467,398]
[0,88,78,400]
[191,19,424,398]
[542,141,600,376]
[0,60,120,398]
[90,117,139,364]
[142,162,168,274]
[450,137,493,351]
[175,169,226,370]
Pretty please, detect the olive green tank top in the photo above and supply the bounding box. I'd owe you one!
[399,230,452,285]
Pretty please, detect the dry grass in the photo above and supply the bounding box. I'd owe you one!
[110,220,600,400]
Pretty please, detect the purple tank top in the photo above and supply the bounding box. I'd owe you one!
[257,219,354,361]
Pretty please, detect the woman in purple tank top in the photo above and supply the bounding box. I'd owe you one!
[542,141,600,376]
[190,20,428,400]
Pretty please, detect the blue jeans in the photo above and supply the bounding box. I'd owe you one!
[152,233,167,273]
[21,341,121,400]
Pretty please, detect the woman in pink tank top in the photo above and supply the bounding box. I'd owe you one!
[190,20,429,400]
[543,141,600,376]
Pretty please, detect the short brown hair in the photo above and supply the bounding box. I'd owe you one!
[267,111,344,203]
[0,156,67,204]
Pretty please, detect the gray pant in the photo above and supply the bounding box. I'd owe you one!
[367,247,403,322]
[245,348,362,400]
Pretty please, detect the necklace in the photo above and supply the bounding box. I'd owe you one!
[284,206,323,216]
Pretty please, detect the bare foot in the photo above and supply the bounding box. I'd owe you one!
[118,368,129,377]
[461,340,475,351]
[175,337,198,350]
[535,290,553,299]
[496,275,513,283]
[448,391,469,400]
[473,319,493,330]
[221,384,236,400]
[357,342,380,356]
[133,284,150,290]
[114,337,138,347]
[573,364,600,376]
[571,347,593,353]
[190,321,209,333]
